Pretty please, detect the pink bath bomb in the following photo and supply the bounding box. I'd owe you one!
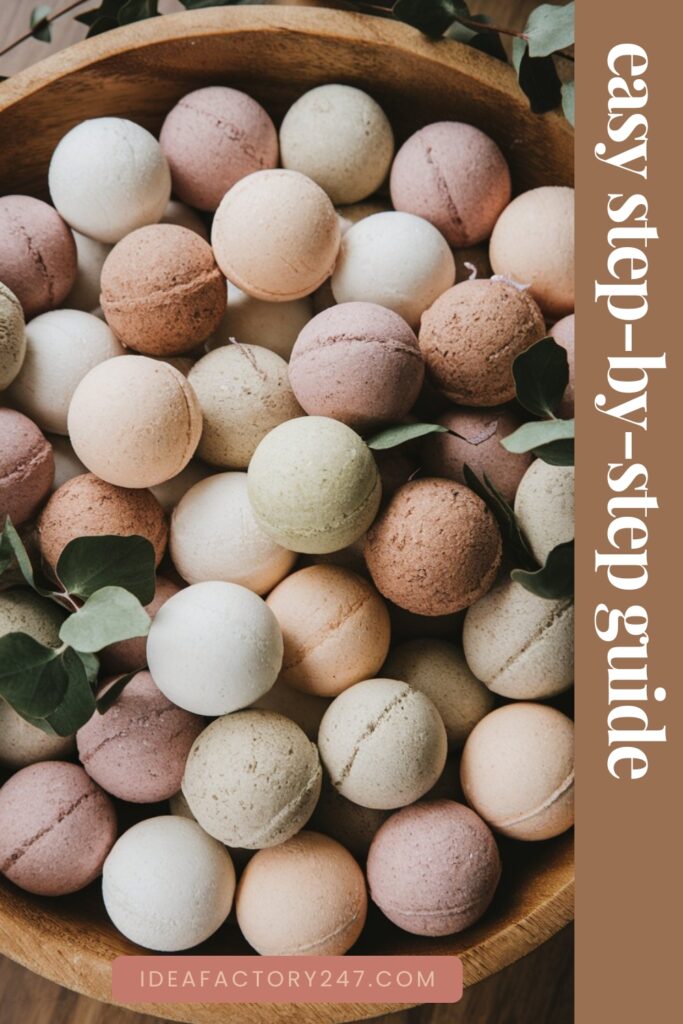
[390,122,511,247]
[0,408,54,526]
[550,314,575,418]
[100,576,181,675]
[160,87,278,211]
[0,761,116,896]
[0,196,76,318]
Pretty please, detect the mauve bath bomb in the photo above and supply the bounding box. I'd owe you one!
[100,576,180,675]
[514,461,575,563]
[288,301,424,431]
[160,86,278,211]
[65,231,112,312]
[367,800,501,936]
[208,281,313,360]
[0,283,26,389]
[0,196,77,318]
[419,279,546,405]
[550,314,575,417]
[0,409,54,526]
[0,761,116,896]
[365,478,502,616]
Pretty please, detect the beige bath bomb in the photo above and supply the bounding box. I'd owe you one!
[207,281,313,361]
[0,282,26,390]
[514,461,575,563]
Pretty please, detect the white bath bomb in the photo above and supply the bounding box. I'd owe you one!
[514,461,575,563]
[160,199,208,239]
[0,282,27,389]
[150,460,214,514]
[207,282,313,361]
[65,232,112,312]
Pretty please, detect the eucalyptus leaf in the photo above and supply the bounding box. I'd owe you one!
[40,647,96,736]
[516,48,562,114]
[367,422,448,451]
[463,465,537,571]
[534,437,575,466]
[118,0,159,25]
[524,2,575,58]
[30,5,52,42]
[561,80,575,126]
[77,650,101,685]
[96,671,137,714]
[393,0,469,38]
[59,586,151,654]
[0,633,67,717]
[0,517,54,596]
[84,15,119,37]
[513,337,569,418]
[502,418,574,454]
[75,0,126,27]
[512,539,574,599]
[56,535,156,604]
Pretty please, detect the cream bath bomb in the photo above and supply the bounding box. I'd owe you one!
[65,231,112,312]
[318,678,447,809]
[365,478,502,616]
[252,678,329,741]
[208,281,313,360]
[0,195,77,319]
[0,282,26,389]
[160,199,209,238]
[311,778,388,860]
[68,356,202,488]
[266,564,391,696]
[461,703,575,840]
[212,169,340,301]
[49,117,171,244]
[550,314,575,417]
[182,711,321,848]
[100,576,180,675]
[236,831,367,955]
[514,461,575,563]
[0,409,54,526]
[489,186,575,318]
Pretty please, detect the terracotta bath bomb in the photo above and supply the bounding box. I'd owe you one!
[311,779,389,860]
[66,231,112,312]
[419,279,546,405]
[0,195,77,319]
[100,576,180,675]
[100,225,226,355]
[182,711,321,848]
[461,703,575,840]
[253,678,330,741]
[237,831,367,955]
[367,800,501,936]
[289,301,424,431]
[514,461,575,563]
[160,86,278,211]
[0,409,54,526]
[67,356,202,488]
[266,564,391,696]
[0,761,116,896]
[0,282,26,389]
[248,416,381,554]
[365,478,502,616]
[550,314,575,417]
[212,169,340,300]
[208,281,313,360]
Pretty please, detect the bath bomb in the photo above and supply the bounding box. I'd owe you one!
[68,356,202,488]
[514,461,575,563]
[102,816,235,950]
[266,565,390,696]
[160,86,278,211]
[0,409,54,526]
[247,416,381,554]
[212,169,340,300]
[0,586,65,644]
[149,460,213,514]
[49,118,172,244]
[100,225,226,355]
[182,711,321,847]
[337,199,392,233]
[461,703,574,840]
[463,578,573,700]
[550,314,575,417]
[384,639,494,748]
[0,195,77,318]
[170,473,296,592]
[0,761,116,896]
[49,435,87,490]
[367,799,501,936]
[38,473,168,569]
[331,211,456,327]
[0,282,26,389]
[8,309,125,434]
[207,281,313,361]
[160,199,209,239]
[236,831,367,955]
[365,478,502,616]
[289,301,424,431]
[390,122,511,247]
[65,231,112,312]
[318,678,447,809]
[189,345,303,468]
[100,576,180,675]
[252,678,329,741]
[311,777,389,860]
[422,405,533,502]
[419,279,546,405]
[147,581,283,716]
[489,186,575,318]
[310,535,368,577]
[280,84,394,205]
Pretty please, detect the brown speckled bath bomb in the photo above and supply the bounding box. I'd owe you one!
[365,478,502,616]
[0,409,54,526]
[0,195,76,318]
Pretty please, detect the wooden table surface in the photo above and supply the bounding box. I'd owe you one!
[0,1,573,1021]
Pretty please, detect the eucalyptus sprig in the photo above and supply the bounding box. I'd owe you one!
[501,336,575,466]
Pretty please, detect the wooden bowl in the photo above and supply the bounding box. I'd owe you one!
[0,7,574,1023]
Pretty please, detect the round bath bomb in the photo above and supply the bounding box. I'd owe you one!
[100,225,226,355]
[0,409,54,526]
[100,576,180,675]
[182,711,321,847]
[0,761,116,896]
[68,356,202,488]
[0,195,77,319]
[365,478,502,616]
[8,309,124,434]
[489,186,575,318]
[65,231,112,312]
[390,122,511,247]
[212,169,340,301]
[514,460,575,563]
[38,473,168,569]
[550,314,575,417]
[160,86,278,211]
[189,345,302,468]
[318,678,447,809]
[337,199,392,234]
[280,84,394,205]
[367,799,501,936]
[419,279,546,405]
[102,816,235,950]
[289,301,424,431]
[0,586,65,643]
[207,281,313,361]
[149,460,213,513]
[311,778,388,860]
[49,118,171,244]
[147,581,283,715]
[236,831,367,954]
[463,578,573,700]
[49,435,86,491]
[170,473,296,592]
[0,282,26,389]
[248,416,381,555]
[461,703,574,840]
[160,199,209,238]
[384,639,494,748]
[331,212,456,327]
[252,678,329,742]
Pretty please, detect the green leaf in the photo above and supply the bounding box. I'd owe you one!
[56,535,156,604]
[96,671,137,714]
[524,2,574,58]
[59,586,151,654]
[561,80,575,126]
[367,422,448,450]
[534,438,575,466]
[463,465,537,571]
[118,0,159,25]
[75,0,125,26]
[512,540,574,599]
[516,48,562,114]
[393,0,470,38]
[30,5,52,42]
[0,633,67,717]
[513,337,569,418]
[41,647,96,736]
[77,650,101,685]
[501,418,575,454]
[0,517,53,597]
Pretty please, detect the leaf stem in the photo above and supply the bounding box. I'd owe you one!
[0,0,89,61]
[450,13,528,41]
